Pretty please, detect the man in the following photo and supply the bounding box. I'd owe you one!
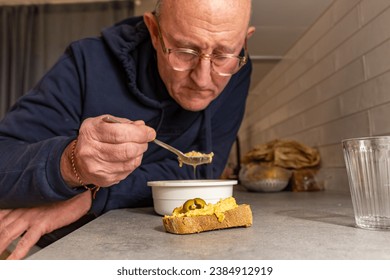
[0,0,255,259]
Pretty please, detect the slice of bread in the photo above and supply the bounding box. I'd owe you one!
[162,204,253,234]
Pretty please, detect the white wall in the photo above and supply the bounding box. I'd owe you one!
[239,0,390,192]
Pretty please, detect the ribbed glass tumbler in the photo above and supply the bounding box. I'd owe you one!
[342,136,390,230]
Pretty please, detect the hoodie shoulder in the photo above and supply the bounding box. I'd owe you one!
[101,16,150,58]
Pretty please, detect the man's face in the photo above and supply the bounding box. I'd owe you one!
[145,0,252,112]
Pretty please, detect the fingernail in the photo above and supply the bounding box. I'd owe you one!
[148,129,156,141]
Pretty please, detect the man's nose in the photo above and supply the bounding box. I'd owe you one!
[189,56,213,86]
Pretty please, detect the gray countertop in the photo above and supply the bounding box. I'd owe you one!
[29,187,390,260]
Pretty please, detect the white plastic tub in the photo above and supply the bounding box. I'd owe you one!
[147,180,237,216]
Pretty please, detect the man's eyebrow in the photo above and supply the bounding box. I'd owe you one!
[215,46,237,54]
[169,37,238,53]
[163,29,240,53]
[164,31,195,48]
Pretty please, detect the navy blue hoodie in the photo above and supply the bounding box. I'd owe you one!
[0,16,251,217]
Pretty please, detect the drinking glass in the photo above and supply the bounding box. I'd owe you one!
[342,136,390,230]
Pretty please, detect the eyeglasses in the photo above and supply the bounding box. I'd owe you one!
[153,13,248,76]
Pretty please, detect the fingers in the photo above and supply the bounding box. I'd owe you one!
[0,226,15,256]
[81,115,156,144]
[80,154,144,187]
[89,141,148,163]
[1,194,92,260]
[7,228,43,260]
[73,139,147,186]
[0,209,30,259]
[69,115,156,187]
[0,209,12,220]
[101,122,155,144]
[102,116,145,126]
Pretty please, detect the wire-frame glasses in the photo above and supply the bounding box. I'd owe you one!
[153,13,248,76]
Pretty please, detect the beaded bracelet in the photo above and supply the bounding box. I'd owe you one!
[70,139,100,199]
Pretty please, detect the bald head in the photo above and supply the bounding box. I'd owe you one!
[155,0,252,30]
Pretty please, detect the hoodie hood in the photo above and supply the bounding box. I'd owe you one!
[101,16,169,110]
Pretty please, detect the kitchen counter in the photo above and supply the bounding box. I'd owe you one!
[28,187,390,259]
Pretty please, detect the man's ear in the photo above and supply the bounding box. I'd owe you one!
[144,12,159,49]
[247,26,256,39]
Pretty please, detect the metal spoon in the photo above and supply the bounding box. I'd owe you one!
[152,138,213,166]
[102,116,213,166]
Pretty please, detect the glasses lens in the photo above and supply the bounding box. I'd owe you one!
[212,56,241,75]
[168,50,198,71]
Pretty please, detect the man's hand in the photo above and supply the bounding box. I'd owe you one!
[61,115,156,188]
[0,191,92,260]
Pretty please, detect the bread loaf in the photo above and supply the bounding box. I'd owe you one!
[162,204,253,234]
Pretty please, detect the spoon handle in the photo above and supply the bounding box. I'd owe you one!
[153,139,184,157]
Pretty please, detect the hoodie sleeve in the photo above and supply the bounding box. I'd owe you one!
[0,49,85,208]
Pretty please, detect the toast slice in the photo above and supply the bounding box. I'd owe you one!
[162,204,253,234]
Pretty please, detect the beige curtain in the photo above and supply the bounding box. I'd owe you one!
[0,1,134,118]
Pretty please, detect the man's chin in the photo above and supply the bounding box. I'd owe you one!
[180,101,210,112]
